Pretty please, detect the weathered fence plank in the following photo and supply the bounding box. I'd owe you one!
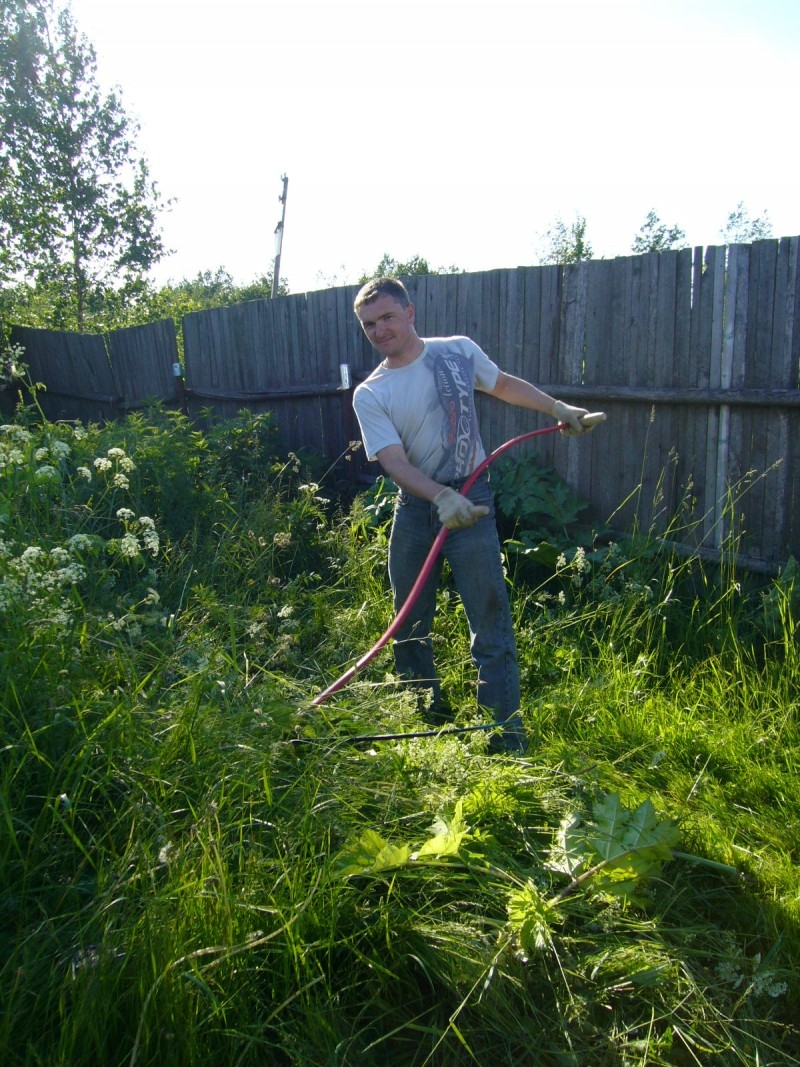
[741,240,778,563]
[10,326,119,421]
[107,320,181,411]
[781,239,800,557]
[580,258,614,520]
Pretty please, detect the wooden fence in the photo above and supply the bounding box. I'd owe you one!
[5,238,800,571]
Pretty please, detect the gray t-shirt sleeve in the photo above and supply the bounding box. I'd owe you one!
[353,383,402,462]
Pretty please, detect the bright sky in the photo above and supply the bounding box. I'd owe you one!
[69,0,800,294]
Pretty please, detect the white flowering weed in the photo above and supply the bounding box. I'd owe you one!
[0,418,162,632]
[0,536,88,627]
[108,510,160,561]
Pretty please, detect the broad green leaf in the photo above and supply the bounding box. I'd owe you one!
[587,794,678,864]
[621,798,680,858]
[507,880,559,953]
[506,539,564,570]
[415,828,466,859]
[334,829,412,877]
[548,794,680,899]
[546,811,586,876]
[584,794,679,894]
[587,793,629,860]
[416,799,469,859]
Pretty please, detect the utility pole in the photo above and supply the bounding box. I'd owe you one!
[272,174,288,298]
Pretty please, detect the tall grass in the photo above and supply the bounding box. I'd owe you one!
[1,375,798,1065]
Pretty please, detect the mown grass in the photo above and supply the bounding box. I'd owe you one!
[1,374,798,1065]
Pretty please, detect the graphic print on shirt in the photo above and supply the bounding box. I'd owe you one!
[429,348,478,482]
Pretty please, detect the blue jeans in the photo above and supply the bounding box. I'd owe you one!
[387,473,521,725]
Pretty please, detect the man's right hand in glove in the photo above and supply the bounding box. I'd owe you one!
[552,400,593,436]
[433,487,489,530]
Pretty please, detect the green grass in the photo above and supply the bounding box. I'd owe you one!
[1,387,798,1065]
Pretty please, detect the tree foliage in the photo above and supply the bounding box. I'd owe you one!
[141,268,288,325]
[536,214,593,265]
[631,209,688,254]
[358,253,461,283]
[1,266,290,336]
[720,202,773,244]
[0,0,170,327]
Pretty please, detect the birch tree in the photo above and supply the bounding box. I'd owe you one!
[631,210,687,253]
[536,214,593,265]
[0,0,169,327]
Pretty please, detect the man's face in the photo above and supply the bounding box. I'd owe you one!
[356,295,417,362]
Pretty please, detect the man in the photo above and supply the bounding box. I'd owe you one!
[352,276,594,753]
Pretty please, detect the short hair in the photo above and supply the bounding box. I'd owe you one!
[354,276,410,312]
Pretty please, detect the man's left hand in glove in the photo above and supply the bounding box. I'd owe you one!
[552,400,596,436]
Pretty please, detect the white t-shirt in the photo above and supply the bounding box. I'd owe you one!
[353,336,500,483]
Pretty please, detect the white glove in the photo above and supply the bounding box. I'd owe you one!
[552,400,592,436]
[433,487,489,530]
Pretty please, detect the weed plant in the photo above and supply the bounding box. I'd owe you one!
[1,369,798,1065]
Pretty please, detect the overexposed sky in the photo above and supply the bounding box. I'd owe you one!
[69,0,800,293]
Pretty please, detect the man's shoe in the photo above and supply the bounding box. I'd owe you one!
[420,698,454,726]
[487,714,528,756]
